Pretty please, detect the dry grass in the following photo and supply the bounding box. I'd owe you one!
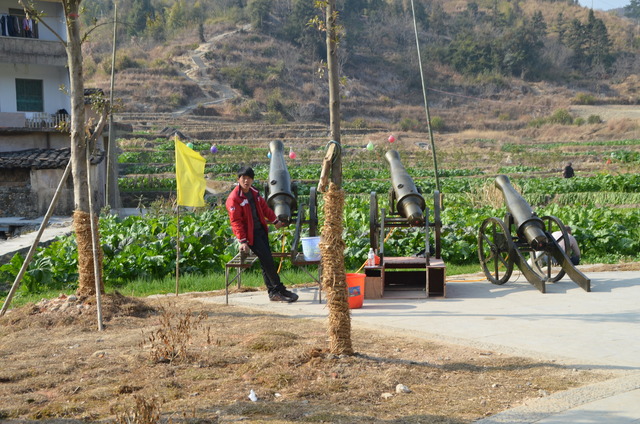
[0,293,613,423]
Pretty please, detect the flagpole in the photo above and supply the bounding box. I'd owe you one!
[176,205,180,296]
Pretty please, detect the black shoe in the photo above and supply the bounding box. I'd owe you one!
[281,289,299,303]
[270,292,293,302]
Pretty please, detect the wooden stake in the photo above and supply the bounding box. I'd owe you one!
[176,206,181,296]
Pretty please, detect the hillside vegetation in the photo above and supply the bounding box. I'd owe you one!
[81,0,640,127]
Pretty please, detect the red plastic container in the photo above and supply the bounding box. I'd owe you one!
[346,273,365,309]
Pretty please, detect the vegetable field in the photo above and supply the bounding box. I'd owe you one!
[2,131,640,297]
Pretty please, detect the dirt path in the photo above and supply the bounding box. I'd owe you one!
[569,104,640,122]
[0,293,613,423]
[173,25,249,116]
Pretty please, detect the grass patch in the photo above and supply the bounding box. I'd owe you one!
[1,269,317,309]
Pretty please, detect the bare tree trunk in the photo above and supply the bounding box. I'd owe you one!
[326,0,342,187]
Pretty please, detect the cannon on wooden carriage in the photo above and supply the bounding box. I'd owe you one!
[477,175,590,293]
[367,149,445,298]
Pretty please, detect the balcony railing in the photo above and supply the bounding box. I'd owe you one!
[0,37,66,66]
[25,112,69,129]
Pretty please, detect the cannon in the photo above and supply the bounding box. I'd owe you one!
[370,150,441,260]
[266,140,297,224]
[386,149,426,226]
[263,139,318,257]
[367,149,445,298]
[477,175,590,293]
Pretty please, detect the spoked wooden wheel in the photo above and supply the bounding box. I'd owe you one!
[529,215,567,283]
[369,191,379,251]
[478,217,516,285]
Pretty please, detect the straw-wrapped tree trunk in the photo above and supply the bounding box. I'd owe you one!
[321,0,352,355]
[64,0,104,296]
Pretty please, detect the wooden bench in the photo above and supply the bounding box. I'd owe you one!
[224,252,259,304]
[224,252,322,304]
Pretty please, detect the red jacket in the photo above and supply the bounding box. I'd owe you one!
[226,185,278,245]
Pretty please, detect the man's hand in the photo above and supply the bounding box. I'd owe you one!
[239,242,250,254]
[275,221,288,229]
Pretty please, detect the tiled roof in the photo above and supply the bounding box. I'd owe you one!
[0,147,105,169]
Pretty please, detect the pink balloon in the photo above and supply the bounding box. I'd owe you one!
[388,135,396,143]
[289,151,297,159]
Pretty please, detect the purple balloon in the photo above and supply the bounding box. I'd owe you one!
[210,145,218,154]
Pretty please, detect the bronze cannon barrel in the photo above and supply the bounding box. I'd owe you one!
[495,175,547,250]
[385,150,426,226]
[267,140,297,223]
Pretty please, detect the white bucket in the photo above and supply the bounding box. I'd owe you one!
[301,236,321,261]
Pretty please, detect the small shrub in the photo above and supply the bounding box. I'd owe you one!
[574,117,585,126]
[399,117,419,131]
[111,395,162,424]
[167,93,183,108]
[572,93,596,105]
[265,110,287,124]
[547,109,573,125]
[587,115,602,124]
[528,117,546,128]
[430,116,445,132]
[378,95,392,105]
[266,90,286,114]
[114,55,141,72]
[238,99,262,120]
[349,118,369,129]
[141,306,210,364]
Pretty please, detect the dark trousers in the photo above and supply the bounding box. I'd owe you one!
[249,228,285,295]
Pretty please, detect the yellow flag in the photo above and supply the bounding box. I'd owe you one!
[175,139,206,207]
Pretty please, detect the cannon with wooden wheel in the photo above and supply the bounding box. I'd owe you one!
[367,149,445,298]
[477,175,590,293]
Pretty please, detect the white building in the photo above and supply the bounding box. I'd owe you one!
[0,0,69,128]
[0,0,109,219]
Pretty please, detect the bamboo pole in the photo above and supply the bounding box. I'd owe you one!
[105,0,118,208]
[87,137,104,331]
[410,0,441,192]
[175,206,181,296]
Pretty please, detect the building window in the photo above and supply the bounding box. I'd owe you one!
[16,79,44,112]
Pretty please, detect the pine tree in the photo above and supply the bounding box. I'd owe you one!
[128,0,153,36]
[624,0,640,20]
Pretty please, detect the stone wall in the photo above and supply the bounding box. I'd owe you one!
[0,187,37,218]
[30,168,74,216]
[0,168,74,217]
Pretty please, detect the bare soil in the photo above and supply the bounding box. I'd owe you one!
[0,291,615,424]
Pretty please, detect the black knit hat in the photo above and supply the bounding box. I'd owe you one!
[237,166,255,179]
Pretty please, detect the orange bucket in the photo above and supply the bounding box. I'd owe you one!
[346,273,365,309]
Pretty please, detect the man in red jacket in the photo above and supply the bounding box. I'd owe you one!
[226,166,299,302]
